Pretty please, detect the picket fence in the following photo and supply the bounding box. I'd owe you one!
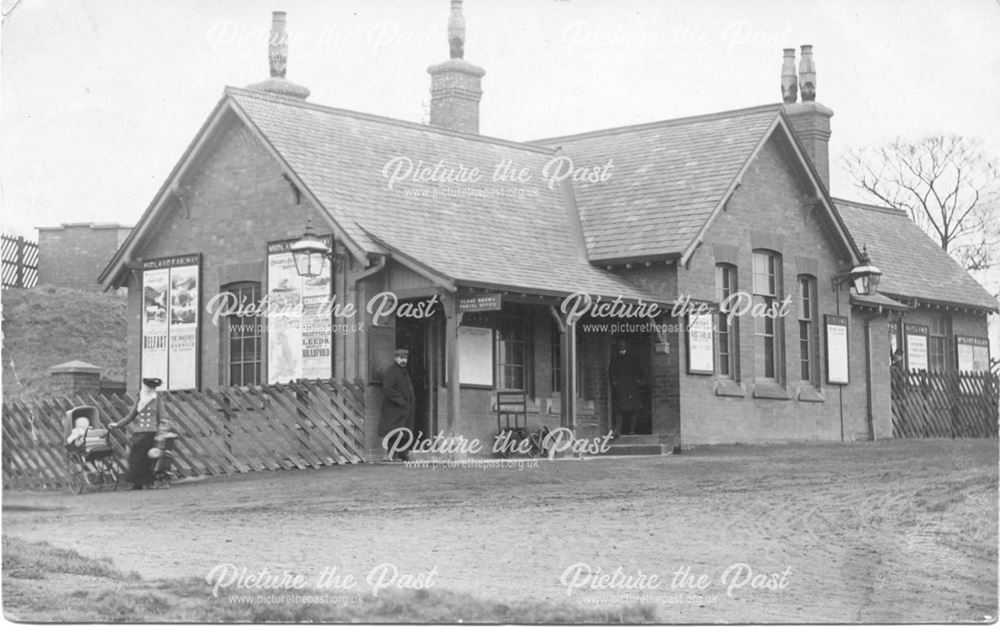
[1,234,38,289]
[891,368,999,438]
[2,379,367,491]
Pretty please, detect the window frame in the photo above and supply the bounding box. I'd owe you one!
[715,263,740,380]
[495,314,531,392]
[752,250,784,383]
[220,281,264,387]
[928,314,951,372]
[798,275,819,385]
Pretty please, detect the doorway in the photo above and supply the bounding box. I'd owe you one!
[395,313,432,439]
[609,333,652,435]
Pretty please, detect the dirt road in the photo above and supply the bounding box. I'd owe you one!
[3,439,997,623]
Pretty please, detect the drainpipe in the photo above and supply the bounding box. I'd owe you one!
[349,255,387,382]
[863,309,884,441]
[350,254,387,287]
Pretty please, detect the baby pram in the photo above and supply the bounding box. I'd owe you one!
[64,406,121,494]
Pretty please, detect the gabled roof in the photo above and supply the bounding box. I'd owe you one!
[103,87,664,302]
[533,105,791,263]
[228,88,665,301]
[834,198,998,312]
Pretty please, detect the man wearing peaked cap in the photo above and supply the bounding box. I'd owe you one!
[378,348,415,461]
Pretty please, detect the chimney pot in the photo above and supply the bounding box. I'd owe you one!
[269,11,288,78]
[799,44,816,102]
[781,48,798,104]
[448,0,466,59]
[247,11,310,99]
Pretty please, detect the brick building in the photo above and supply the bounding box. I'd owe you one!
[38,222,131,290]
[99,5,996,452]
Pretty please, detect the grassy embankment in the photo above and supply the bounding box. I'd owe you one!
[1,286,127,402]
[1,536,656,623]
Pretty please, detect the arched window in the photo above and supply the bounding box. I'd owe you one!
[220,281,263,386]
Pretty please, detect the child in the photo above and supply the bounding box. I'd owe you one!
[66,417,90,451]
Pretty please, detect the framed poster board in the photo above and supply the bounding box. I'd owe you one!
[266,237,334,384]
[457,326,493,387]
[141,254,201,390]
[904,324,929,372]
[956,336,990,373]
[686,311,715,374]
[824,315,849,385]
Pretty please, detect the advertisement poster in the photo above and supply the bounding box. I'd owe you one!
[168,264,199,389]
[956,336,990,373]
[905,324,929,372]
[686,311,715,374]
[141,267,170,384]
[141,255,201,390]
[824,315,849,385]
[267,237,333,384]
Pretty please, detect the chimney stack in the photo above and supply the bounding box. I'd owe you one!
[427,0,485,134]
[247,11,310,100]
[782,44,833,189]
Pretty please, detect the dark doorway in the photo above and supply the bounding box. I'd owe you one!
[608,333,652,435]
[395,314,430,439]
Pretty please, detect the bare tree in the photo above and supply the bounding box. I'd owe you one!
[845,135,1000,274]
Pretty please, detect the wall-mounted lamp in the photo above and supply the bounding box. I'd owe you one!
[290,217,339,277]
[832,245,882,297]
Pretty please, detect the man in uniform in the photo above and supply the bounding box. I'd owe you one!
[379,348,416,461]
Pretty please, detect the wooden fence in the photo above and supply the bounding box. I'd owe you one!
[1,234,39,289]
[2,379,366,491]
[891,368,999,438]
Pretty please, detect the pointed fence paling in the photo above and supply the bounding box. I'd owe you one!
[891,368,999,438]
[2,379,366,491]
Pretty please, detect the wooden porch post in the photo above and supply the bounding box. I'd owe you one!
[567,319,577,431]
[444,292,462,433]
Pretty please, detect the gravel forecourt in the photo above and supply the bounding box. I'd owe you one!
[3,439,997,623]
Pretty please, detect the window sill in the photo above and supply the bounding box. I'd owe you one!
[797,385,825,403]
[714,379,745,398]
[752,382,791,400]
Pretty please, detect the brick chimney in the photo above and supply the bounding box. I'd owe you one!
[427,0,485,134]
[782,45,833,189]
[248,11,310,100]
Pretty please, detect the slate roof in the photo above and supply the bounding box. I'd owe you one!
[834,198,998,311]
[228,88,662,302]
[534,105,783,262]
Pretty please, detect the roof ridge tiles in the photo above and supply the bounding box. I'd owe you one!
[529,103,784,145]
[225,86,558,155]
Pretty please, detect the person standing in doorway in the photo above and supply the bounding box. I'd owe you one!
[379,348,415,461]
[609,340,643,437]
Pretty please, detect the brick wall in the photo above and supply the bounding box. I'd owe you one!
[38,224,132,290]
[125,114,347,393]
[674,131,876,445]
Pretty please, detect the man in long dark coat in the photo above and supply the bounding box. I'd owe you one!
[379,348,415,461]
[609,340,643,436]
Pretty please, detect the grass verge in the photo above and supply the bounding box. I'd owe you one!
[2,535,657,623]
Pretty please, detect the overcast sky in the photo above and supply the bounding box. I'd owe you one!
[3,0,999,245]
